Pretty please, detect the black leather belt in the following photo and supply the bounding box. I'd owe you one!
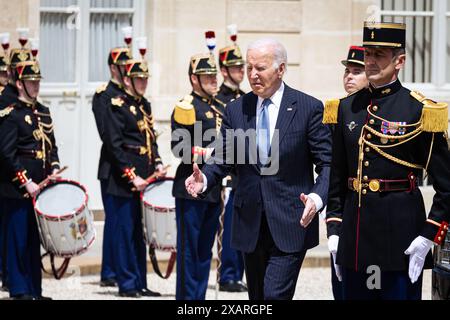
[348,174,417,193]
[123,144,148,155]
[17,149,44,160]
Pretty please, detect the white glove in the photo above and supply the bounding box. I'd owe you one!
[404,236,434,284]
[223,187,232,206]
[328,235,342,282]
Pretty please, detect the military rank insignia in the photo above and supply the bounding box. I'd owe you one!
[25,115,32,125]
[112,97,124,107]
[205,111,214,119]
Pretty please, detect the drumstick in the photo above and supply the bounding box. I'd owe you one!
[24,166,69,198]
[131,165,171,192]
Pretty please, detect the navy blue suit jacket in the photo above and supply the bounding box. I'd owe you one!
[203,84,332,253]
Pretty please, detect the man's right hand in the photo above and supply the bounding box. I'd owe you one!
[328,235,342,282]
[25,181,40,198]
[132,176,149,192]
[185,163,205,198]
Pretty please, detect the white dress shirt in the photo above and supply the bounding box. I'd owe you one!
[201,82,323,212]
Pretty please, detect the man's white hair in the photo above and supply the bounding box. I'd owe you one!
[247,38,288,69]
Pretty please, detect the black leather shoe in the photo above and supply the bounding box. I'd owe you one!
[140,288,161,297]
[100,278,117,287]
[11,294,34,300]
[219,281,238,292]
[234,281,248,292]
[119,291,141,298]
[35,296,52,301]
[1,284,8,292]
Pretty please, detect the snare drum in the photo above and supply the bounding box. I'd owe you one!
[141,177,176,252]
[33,180,96,258]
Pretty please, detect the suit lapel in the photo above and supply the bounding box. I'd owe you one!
[242,93,260,173]
[273,85,297,144]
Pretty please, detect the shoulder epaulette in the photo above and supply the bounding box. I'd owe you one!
[174,95,195,125]
[323,98,340,124]
[96,83,108,94]
[0,104,14,118]
[411,91,448,133]
[111,96,125,107]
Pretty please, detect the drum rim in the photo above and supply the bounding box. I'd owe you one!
[45,234,96,258]
[33,179,89,220]
[141,176,175,210]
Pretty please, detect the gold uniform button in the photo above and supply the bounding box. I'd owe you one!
[372,106,378,112]
[366,134,372,140]
[438,237,442,242]
[363,176,369,181]
[441,231,445,236]
[362,189,367,195]
[369,119,375,125]
[364,161,370,167]
[369,179,381,192]
[365,147,371,153]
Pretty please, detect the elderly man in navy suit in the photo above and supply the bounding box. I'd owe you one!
[184,38,332,300]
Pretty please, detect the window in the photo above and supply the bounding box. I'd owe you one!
[380,0,433,84]
[380,0,450,87]
[40,0,142,84]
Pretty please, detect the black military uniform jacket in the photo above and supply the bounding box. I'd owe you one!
[0,99,60,199]
[216,83,244,105]
[103,91,162,198]
[92,80,124,181]
[171,91,225,203]
[0,83,19,110]
[325,79,450,272]
[215,83,245,189]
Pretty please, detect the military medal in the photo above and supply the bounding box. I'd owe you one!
[347,121,358,132]
[205,111,214,119]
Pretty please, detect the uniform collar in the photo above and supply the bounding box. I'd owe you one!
[221,83,241,97]
[18,97,36,109]
[192,90,213,105]
[368,78,402,99]
[110,79,123,90]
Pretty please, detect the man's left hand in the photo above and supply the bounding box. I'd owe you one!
[49,169,62,182]
[155,164,168,178]
[404,236,434,284]
[299,193,317,228]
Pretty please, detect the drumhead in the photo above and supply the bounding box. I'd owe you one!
[35,181,87,218]
[143,179,175,209]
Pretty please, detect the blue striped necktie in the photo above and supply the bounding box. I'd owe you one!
[257,98,271,166]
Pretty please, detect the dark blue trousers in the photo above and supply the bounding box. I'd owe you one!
[175,198,221,300]
[3,198,42,298]
[243,213,306,300]
[331,254,344,300]
[342,268,423,300]
[100,181,116,282]
[219,191,245,284]
[105,193,147,294]
[0,197,4,277]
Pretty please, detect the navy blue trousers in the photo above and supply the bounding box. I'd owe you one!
[219,191,245,284]
[175,198,221,300]
[243,214,306,300]
[342,267,423,300]
[0,197,4,278]
[3,198,42,298]
[100,181,116,282]
[104,193,147,294]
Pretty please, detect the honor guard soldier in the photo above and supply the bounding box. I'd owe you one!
[0,60,60,300]
[0,48,33,109]
[103,59,165,298]
[92,46,132,288]
[326,45,368,301]
[215,25,247,293]
[0,52,8,289]
[0,44,33,293]
[171,31,225,300]
[324,22,450,300]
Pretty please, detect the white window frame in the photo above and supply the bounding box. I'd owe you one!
[380,0,450,100]
[39,0,145,96]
